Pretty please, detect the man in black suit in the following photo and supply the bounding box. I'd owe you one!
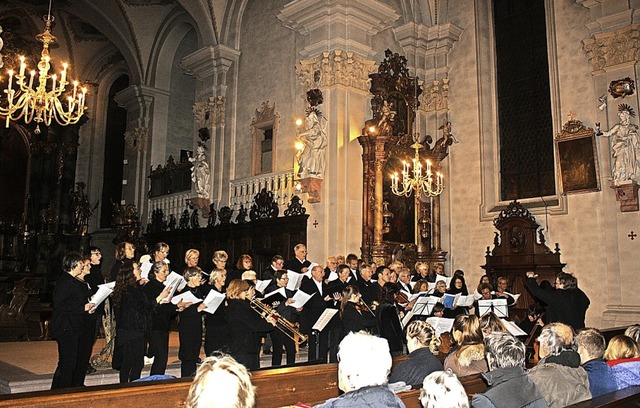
[345,253,360,282]
[397,267,412,294]
[299,265,331,363]
[324,256,338,281]
[262,255,284,281]
[283,244,311,273]
[356,264,377,307]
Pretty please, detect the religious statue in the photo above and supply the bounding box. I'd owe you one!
[377,100,396,135]
[70,182,92,236]
[296,109,327,179]
[598,104,640,184]
[189,143,211,198]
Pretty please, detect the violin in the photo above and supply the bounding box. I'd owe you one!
[355,300,376,316]
[395,291,409,304]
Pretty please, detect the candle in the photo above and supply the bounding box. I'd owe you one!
[51,74,57,93]
[7,70,13,90]
[18,57,26,77]
[28,70,35,89]
[72,81,78,100]
[60,63,68,91]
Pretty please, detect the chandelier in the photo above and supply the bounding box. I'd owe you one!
[391,141,444,198]
[0,1,87,134]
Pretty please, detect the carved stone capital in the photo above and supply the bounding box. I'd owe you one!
[419,78,450,112]
[124,127,148,152]
[296,50,377,91]
[582,24,640,72]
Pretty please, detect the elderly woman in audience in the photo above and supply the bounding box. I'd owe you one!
[185,354,255,408]
[112,260,153,383]
[51,252,95,389]
[604,334,640,389]
[471,332,547,408]
[315,331,405,408]
[225,279,276,370]
[143,261,179,375]
[528,322,591,407]
[420,371,469,408]
[178,266,208,377]
[575,328,617,397]
[204,268,229,356]
[389,320,443,386]
[444,314,488,377]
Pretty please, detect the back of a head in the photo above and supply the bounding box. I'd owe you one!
[538,322,575,357]
[452,314,483,346]
[420,371,470,408]
[624,324,640,344]
[484,332,525,370]
[337,331,391,392]
[604,335,640,361]
[576,328,606,362]
[479,312,508,337]
[185,355,255,408]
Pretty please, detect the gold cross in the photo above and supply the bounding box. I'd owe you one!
[567,111,575,121]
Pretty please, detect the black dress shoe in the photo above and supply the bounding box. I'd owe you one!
[86,365,97,374]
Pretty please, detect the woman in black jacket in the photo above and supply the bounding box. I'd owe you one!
[376,283,404,356]
[112,260,153,383]
[340,285,377,338]
[142,261,176,375]
[177,266,207,377]
[225,279,276,370]
[203,268,229,356]
[51,252,95,389]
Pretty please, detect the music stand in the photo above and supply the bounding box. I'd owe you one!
[477,298,508,318]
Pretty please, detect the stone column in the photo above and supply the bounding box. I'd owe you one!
[278,0,399,261]
[181,45,241,208]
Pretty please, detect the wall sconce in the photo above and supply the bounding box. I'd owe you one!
[419,207,430,240]
[382,201,393,233]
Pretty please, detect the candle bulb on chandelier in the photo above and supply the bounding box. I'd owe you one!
[18,56,26,77]
[28,70,35,89]
[7,69,13,90]
[51,74,57,92]
[59,63,67,90]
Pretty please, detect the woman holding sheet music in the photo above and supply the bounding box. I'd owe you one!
[112,260,154,383]
[264,270,302,366]
[203,268,229,356]
[177,266,207,377]
[225,279,276,370]
[444,276,469,318]
[143,261,179,375]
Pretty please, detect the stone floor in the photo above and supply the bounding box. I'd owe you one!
[0,332,308,394]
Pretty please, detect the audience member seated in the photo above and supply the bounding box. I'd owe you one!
[625,324,640,345]
[185,354,255,408]
[528,323,591,407]
[444,314,489,377]
[575,328,618,397]
[420,371,469,408]
[314,331,405,408]
[471,332,547,408]
[604,334,640,389]
[478,312,508,338]
[389,320,443,386]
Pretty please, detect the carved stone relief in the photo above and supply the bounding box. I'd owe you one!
[192,95,226,128]
[419,78,450,112]
[296,49,377,91]
[582,24,640,72]
[124,127,148,152]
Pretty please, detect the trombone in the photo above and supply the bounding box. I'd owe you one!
[250,298,308,345]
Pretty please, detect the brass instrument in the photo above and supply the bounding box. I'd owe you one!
[250,298,308,345]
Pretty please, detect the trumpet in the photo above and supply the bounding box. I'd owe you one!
[250,298,308,345]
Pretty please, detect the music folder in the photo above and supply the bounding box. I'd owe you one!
[312,308,338,332]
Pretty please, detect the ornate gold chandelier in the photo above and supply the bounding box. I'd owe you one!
[391,141,444,198]
[0,1,87,134]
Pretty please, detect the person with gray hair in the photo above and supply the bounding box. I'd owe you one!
[624,324,640,345]
[528,323,591,407]
[471,332,547,407]
[314,331,405,408]
[420,371,469,408]
[576,328,617,397]
[185,354,255,408]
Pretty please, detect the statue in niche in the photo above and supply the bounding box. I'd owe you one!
[598,104,639,184]
[296,89,327,179]
[189,142,211,198]
[377,100,396,136]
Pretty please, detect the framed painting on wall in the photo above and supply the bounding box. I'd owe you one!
[555,119,600,194]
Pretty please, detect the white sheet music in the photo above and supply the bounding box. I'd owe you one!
[89,281,115,307]
[477,298,509,318]
[140,262,152,280]
[312,308,338,332]
[501,319,528,336]
[163,272,186,302]
[263,287,287,301]
[289,290,313,308]
[255,279,271,293]
[327,271,339,282]
[171,291,202,305]
[286,271,304,291]
[202,290,225,314]
[426,317,455,337]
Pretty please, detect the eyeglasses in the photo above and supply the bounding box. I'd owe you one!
[91,252,101,256]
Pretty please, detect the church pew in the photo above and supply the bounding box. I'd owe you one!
[567,385,640,407]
